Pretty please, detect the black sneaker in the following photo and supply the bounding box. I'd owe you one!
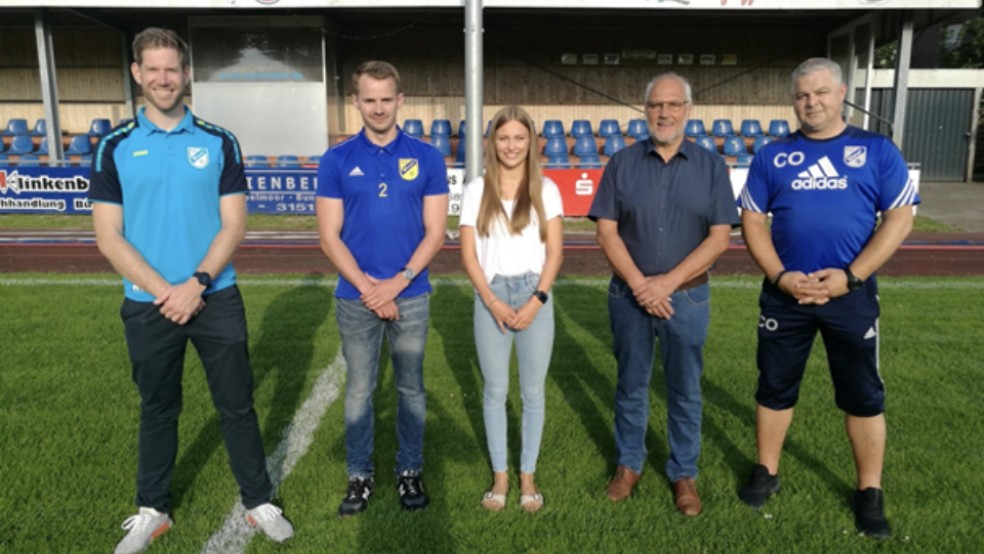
[338,475,373,517]
[396,469,429,511]
[738,464,781,509]
[853,487,891,539]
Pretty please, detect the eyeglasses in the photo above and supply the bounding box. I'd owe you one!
[645,100,689,113]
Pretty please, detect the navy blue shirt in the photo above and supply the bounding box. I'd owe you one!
[588,138,739,275]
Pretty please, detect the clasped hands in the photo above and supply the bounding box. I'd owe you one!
[486,296,540,334]
[360,274,404,320]
[631,274,676,319]
[775,268,851,305]
[154,278,206,325]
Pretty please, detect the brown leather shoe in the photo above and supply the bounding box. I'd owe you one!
[606,465,641,502]
[673,478,702,516]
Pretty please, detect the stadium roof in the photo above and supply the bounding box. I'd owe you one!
[2,0,981,9]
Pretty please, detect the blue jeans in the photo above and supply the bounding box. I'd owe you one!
[336,293,430,477]
[607,276,710,481]
[473,272,554,474]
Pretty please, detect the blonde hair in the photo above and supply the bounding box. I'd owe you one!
[132,27,189,69]
[476,105,547,242]
[352,60,402,95]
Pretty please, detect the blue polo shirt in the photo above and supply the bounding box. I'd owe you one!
[88,106,247,301]
[316,128,448,300]
[739,126,918,273]
[588,138,739,275]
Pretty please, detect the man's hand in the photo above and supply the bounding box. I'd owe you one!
[631,275,676,319]
[372,301,400,321]
[775,270,830,305]
[154,279,206,325]
[811,268,852,300]
[360,274,407,312]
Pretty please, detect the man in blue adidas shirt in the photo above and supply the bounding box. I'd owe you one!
[89,28,292,554]
[737,57,918,539]
[316,61,448,516]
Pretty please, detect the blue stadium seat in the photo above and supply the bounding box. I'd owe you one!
[542,120,565,139]
[578,155,603,169]
[543,136,568,158]
[722,136,748,157]
[627,119,649,141]
[88,118,112,137]
[712,119,735,137]
[9,134,35,155]
[430,134,451,157]
[307,154,322,166]
[598,119,620,138]
[16,153,40,166]
[65,134,93,155]
[752,135,774,153]
[0,152,7,163]
[36,136,49,156]
[30,119,47,137]
[455,139,466,164]
[603,134,626,157]
[2,118,29,136]
[573,135,598,158]
[694,135,717,153]
[276,155,300,168]
[403,119,424,138]
[685,119,706,138]
[740,119,764,137]
[768,119,790,137]
[0,140,5,154]
[245,155,270,167]
[735,154,754,167]
[457,119,467,138]
[570,119,593,138]
[430,119,452,138]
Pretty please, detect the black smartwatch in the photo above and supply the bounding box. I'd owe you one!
[844,268,863,291]
[532,290,549,304]
[193,271,212,290]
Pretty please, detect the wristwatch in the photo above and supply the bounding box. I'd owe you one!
[532,290,549,304]
[844,268,863,291]
[193,271,212,290]
[401,267,416,281]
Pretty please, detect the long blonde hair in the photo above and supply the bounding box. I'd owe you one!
[476,105,548,241]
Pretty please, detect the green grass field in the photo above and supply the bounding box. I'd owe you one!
[1,274,982,553]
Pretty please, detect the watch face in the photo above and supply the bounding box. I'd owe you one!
[403,269,415,280]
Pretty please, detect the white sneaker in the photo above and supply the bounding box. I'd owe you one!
[114,507,173,554]
[245,503,294,543]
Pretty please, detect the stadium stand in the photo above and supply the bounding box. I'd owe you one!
[598,119,620,138]
[455,139,466,164]
[430,134,452,156]
[542,119,564,138]
[276,154,300,168]
[430,119,452,137]
[403,119,424,138]
[2,118,29,136]
[603,134,626,157]
[88,118,112,137]
[752,135,774,153]
[543,136,569,166]
[65,134,93,155]
[711,119,735,137]
[694,135,718,153]
[735,153,754,167]
[245,154,270,167]
[739,119,764,137]
[36,136,49,156]
[307,154,322,166]
[626,119,649,141]
[768,119,791,137]
[578,155,603,169]
[570,119,593,138]
[15,153,39,166]
[685,119,706,137]
[573,135,599,158]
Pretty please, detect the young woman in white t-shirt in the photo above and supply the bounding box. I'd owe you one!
[459,105,564,513]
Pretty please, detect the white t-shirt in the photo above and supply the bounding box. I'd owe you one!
[459,175,564,283]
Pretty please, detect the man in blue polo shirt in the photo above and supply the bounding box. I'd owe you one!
[737,58,917,539]
[588,73,738,516]
[316,61,448,516]
[89,28,292,554]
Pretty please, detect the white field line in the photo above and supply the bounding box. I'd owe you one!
[200,349,345,554]
[2,276,984,290]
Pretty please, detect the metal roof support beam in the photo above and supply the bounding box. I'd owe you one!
[892,11,914,149]
[464,0,483,182]
[34,8,64,162]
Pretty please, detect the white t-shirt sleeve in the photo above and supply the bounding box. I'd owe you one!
[459,176,484,227]
[541,176,564,221]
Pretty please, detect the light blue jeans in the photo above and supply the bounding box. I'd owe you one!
[336,293,430,477]
[473,272,554,474]
[608,276,710,481]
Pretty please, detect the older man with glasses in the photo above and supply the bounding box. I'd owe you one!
[588,73,739,516]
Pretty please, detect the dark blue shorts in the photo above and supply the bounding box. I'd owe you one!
[754,277,885,416]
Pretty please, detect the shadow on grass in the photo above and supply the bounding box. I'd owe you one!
[170,276,330,510]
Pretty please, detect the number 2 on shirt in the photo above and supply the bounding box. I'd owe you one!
[378,183,388,198]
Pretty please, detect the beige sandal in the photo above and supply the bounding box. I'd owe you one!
[481,490,507,511]
[519,491,544,513]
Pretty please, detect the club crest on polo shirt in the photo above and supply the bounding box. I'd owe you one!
[187,147,210,169]
[399,158,419,180]
[844,146,867,168]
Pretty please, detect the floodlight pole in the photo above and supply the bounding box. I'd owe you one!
[34,8,64,162]
[464,0,483,183]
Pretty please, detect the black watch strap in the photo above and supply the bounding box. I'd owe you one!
[844,268,863,291]
[193,271,212,289]
[532,290,549,304]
